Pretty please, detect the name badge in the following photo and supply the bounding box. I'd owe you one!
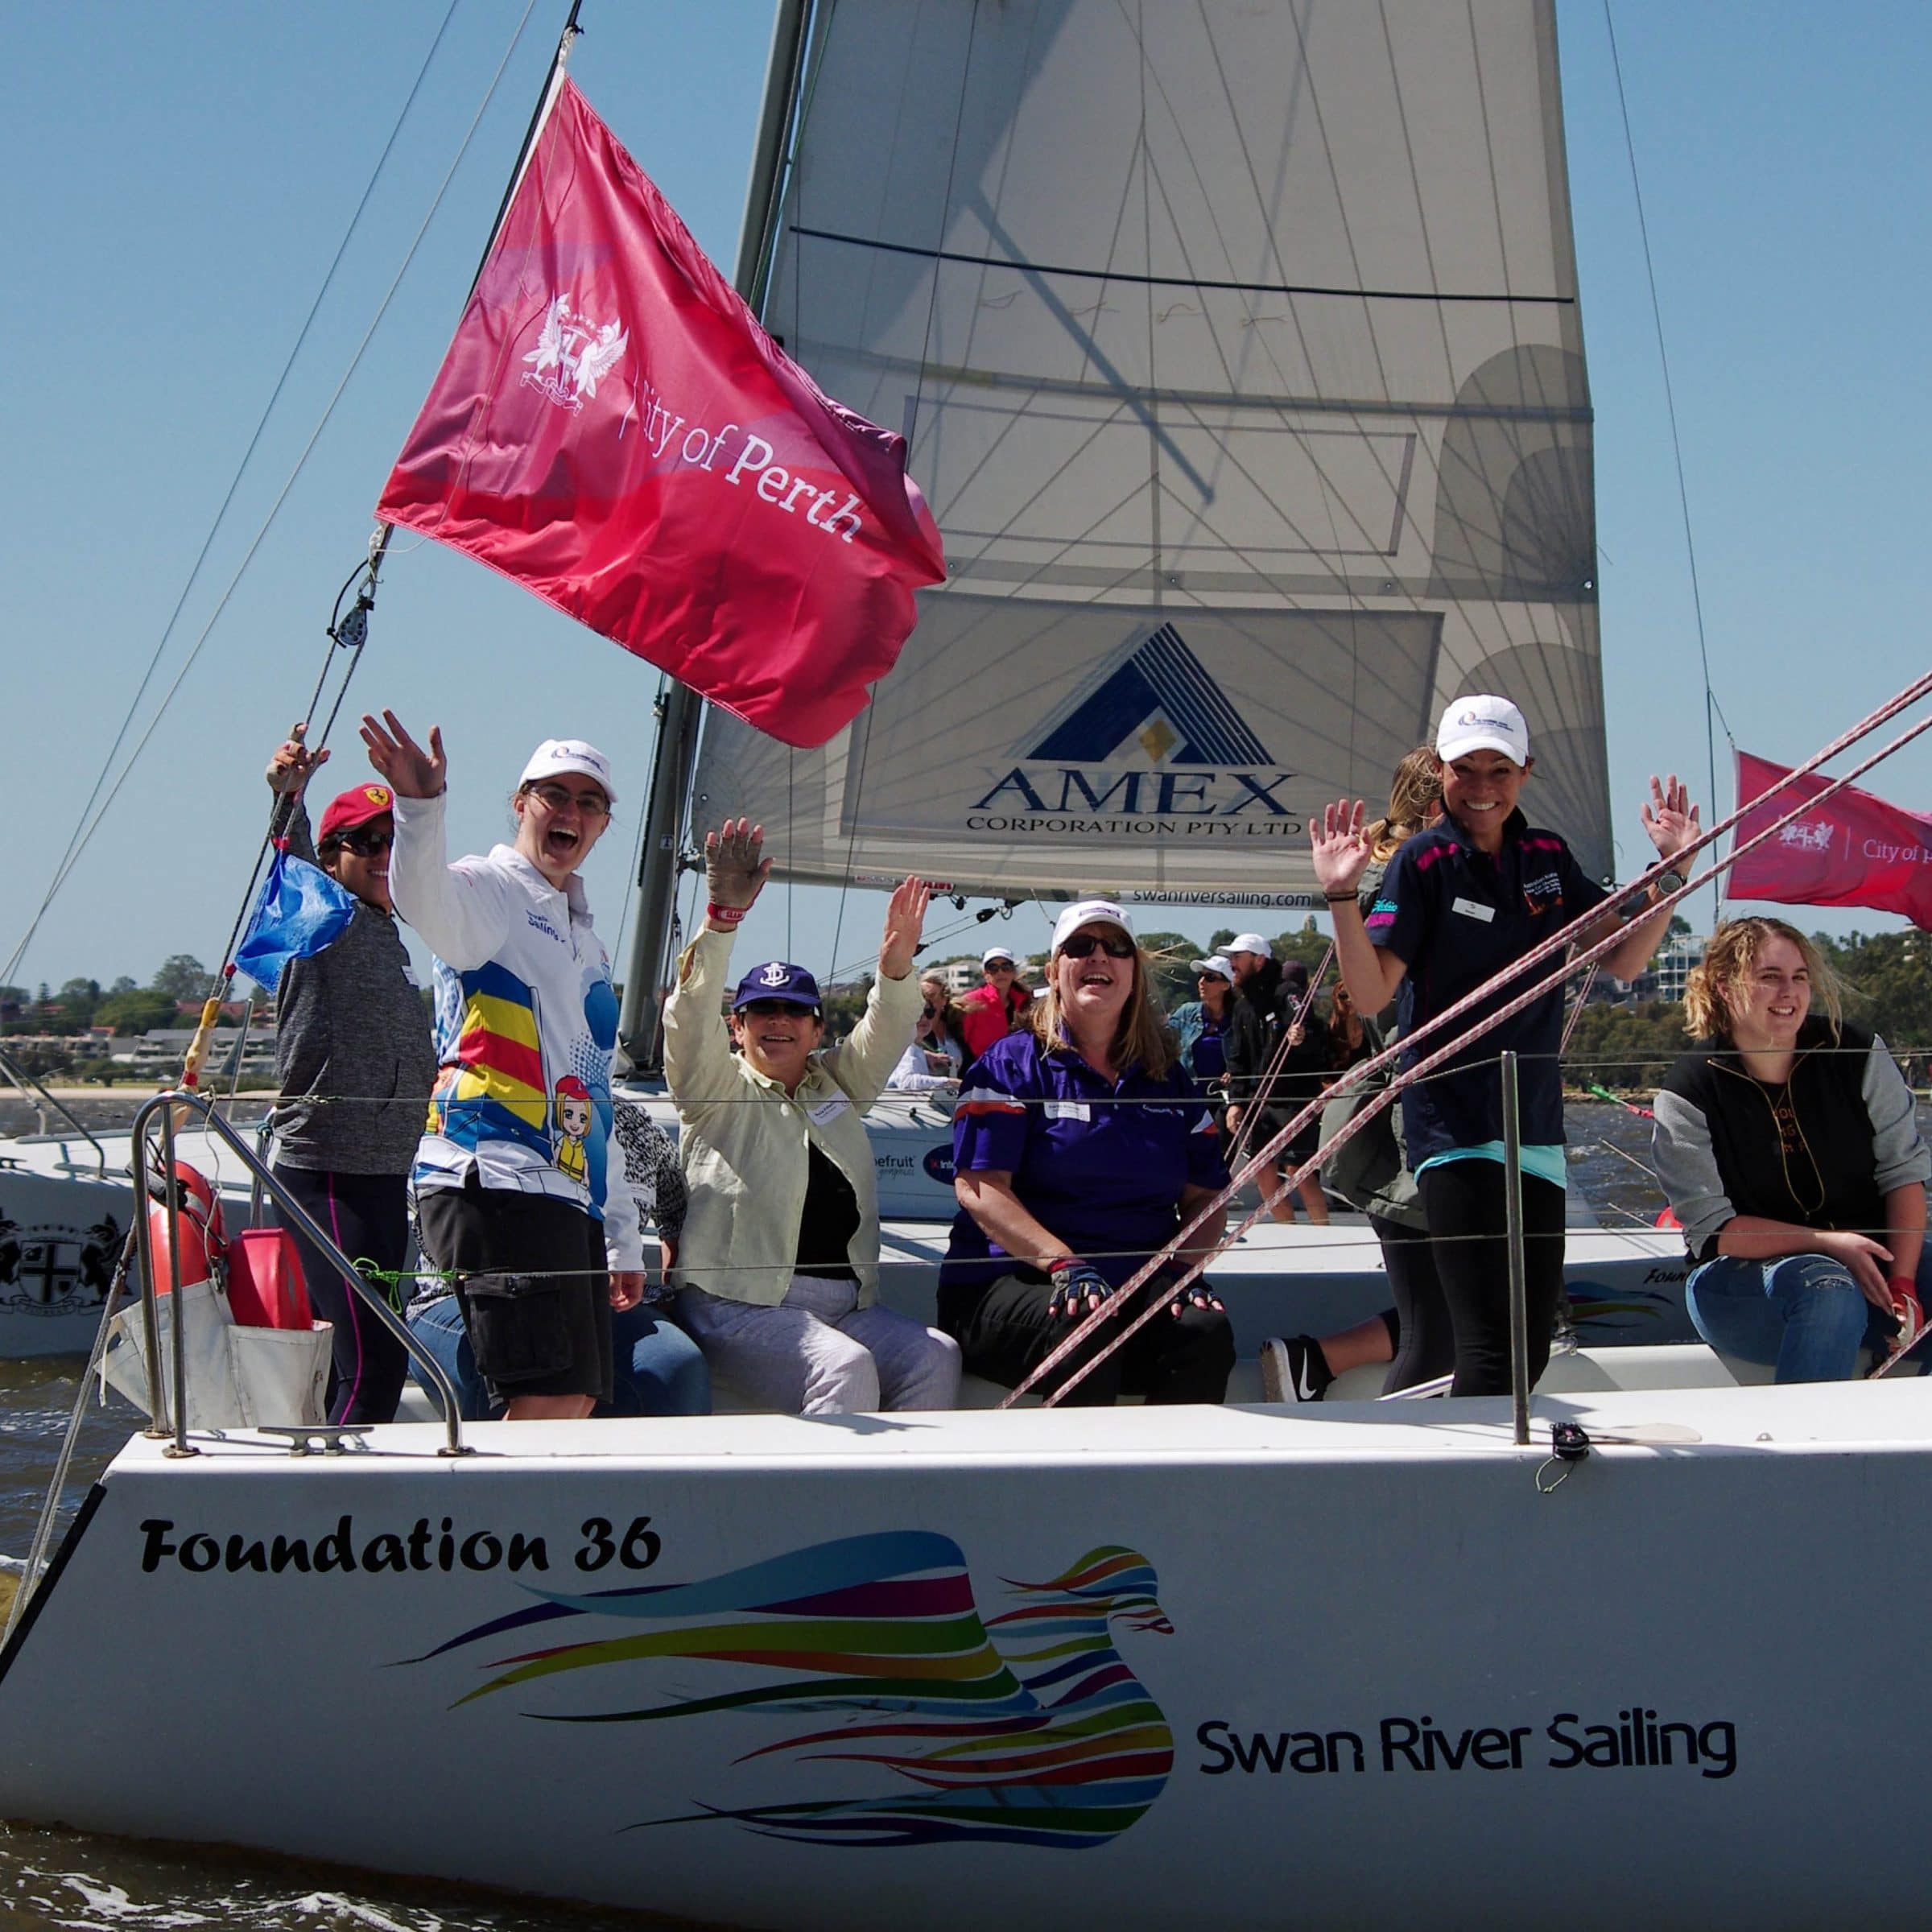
[1043,1100,1092,1122]
[1451,897,1496,923]
[806,1095,851,1127]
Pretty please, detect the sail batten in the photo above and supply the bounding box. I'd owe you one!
[691,0,1610,902]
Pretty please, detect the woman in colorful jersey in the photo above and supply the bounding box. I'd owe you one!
[262,726,437,1426]
[941,898,1235,1406]
[405,1099,710,1418]
[1312,695,1698,1397]
[1653,918,1931,1380]
[664,819,960,1414]
[361,712,644,1421]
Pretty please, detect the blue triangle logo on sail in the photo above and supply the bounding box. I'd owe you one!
[1029,624,1272,767]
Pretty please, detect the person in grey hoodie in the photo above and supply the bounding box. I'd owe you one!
[265,727,438,1424]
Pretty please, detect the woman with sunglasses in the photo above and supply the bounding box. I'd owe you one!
[941,898,1236,1405]
[361,714,649,1422]
[887,975,966,1092]
[262,725,437,1425]
[663,819,961,1414]
[1170,955,1235,1088]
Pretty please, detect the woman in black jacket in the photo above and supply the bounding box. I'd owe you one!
[1653,917,1931,1381]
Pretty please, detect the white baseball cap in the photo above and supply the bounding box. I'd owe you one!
[1228,932,1272,959]
[980,944,1018,968]
[1192,955,1234,981]
[1436,695,1530,767]
[1049,898,1135,953]
[519,738,617,803]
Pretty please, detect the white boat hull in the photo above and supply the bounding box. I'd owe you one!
[2,1377,1928,1930]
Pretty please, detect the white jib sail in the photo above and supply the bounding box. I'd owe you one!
[691,0,1609,905]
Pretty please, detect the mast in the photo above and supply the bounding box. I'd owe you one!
[618,0,812,1071]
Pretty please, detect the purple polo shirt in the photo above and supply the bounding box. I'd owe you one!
[1367,809,1608,1163]
[941,1030,1228,1294]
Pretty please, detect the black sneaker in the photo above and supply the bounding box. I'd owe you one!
[1259,1334,1332,1403]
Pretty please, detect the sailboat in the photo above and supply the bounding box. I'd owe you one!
[6,8,1930,1928]
[0,0,1690,1359]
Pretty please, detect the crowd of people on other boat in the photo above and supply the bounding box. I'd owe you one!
[248,684,1931,1430]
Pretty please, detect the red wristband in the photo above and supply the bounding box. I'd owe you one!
[706,901,748,926]
[1048,1256,1081,1275]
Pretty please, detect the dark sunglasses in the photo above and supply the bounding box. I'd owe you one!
[1060,931,1135,960]
[739,998,817,1018]
[922,1003,939,1018]
[336,826,394,856]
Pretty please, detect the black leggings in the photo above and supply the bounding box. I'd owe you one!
[1373,1215,1453,1395]
[1416,1161,1567,1399]
[941,1272,1236,1406]
[273,1167,411,1426]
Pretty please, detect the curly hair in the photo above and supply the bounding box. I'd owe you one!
[1682,917,1843,1042]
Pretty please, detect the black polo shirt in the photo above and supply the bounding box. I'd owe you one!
[1365,811,1606,1164]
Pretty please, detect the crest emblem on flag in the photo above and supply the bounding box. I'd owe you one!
[521,294,629,412]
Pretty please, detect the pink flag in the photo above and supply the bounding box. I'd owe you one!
[1730,751,1932,928]
[378,80,944,748]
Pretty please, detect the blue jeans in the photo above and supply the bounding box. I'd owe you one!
[1686,1247,1932,1383]
[407,1294,712,1421]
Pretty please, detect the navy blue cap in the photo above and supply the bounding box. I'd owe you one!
[732,960,823,1013]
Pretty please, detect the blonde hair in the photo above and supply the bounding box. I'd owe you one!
[1682,917,1843,1042]
[1030,936,1177,1079]
[1365,745,1445,864]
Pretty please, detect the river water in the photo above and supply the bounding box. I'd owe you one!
[0,1101,1677,1930]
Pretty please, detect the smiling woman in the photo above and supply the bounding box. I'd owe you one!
[939,898,1236,1407]
[662,819,961,1415]
[1653,917,1932,1381]
[361,713,650,1423]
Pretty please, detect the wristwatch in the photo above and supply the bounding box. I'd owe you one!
[1648,865,1686,899]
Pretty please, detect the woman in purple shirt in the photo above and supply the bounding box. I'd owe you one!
[939,898,1235,1405]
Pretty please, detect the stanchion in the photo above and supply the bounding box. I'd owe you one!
[1501,1051,1530,1447]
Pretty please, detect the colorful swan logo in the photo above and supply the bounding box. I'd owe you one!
[419,1530,1174,1849]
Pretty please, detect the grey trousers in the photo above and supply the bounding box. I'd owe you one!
[677,1274,962,1415]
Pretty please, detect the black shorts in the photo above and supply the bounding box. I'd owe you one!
[415,1172,613,1405]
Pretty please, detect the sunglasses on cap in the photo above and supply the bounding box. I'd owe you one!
[336,825,394,856]
[739,997,818,1018]
[1059,931,1135,960]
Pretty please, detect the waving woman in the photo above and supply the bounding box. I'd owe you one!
[664,819,960,1414]
[361,712,643,1422]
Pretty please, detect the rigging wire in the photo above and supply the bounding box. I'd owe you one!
[1,0,544,994]
[1,0,465,990]
[1603,0,1727,922]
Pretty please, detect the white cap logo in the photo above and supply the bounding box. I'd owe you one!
[758,961,791,989]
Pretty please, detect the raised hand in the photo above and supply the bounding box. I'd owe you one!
[704,818,772,914]
[1640,774,1700,865]
[358,710,446,799]
[266,721,329,796]
[877,876,931,981]
[1309,799,1373,898]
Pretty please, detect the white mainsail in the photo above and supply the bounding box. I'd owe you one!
[690,0,1609,903]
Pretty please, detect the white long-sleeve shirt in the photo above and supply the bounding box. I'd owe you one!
[389,791,641,1271]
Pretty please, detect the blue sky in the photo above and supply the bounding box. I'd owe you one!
[2,0,1927,997]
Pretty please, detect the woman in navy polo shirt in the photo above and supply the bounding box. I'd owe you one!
[1311,696,1698,1397]
[940,898,1236,1406]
